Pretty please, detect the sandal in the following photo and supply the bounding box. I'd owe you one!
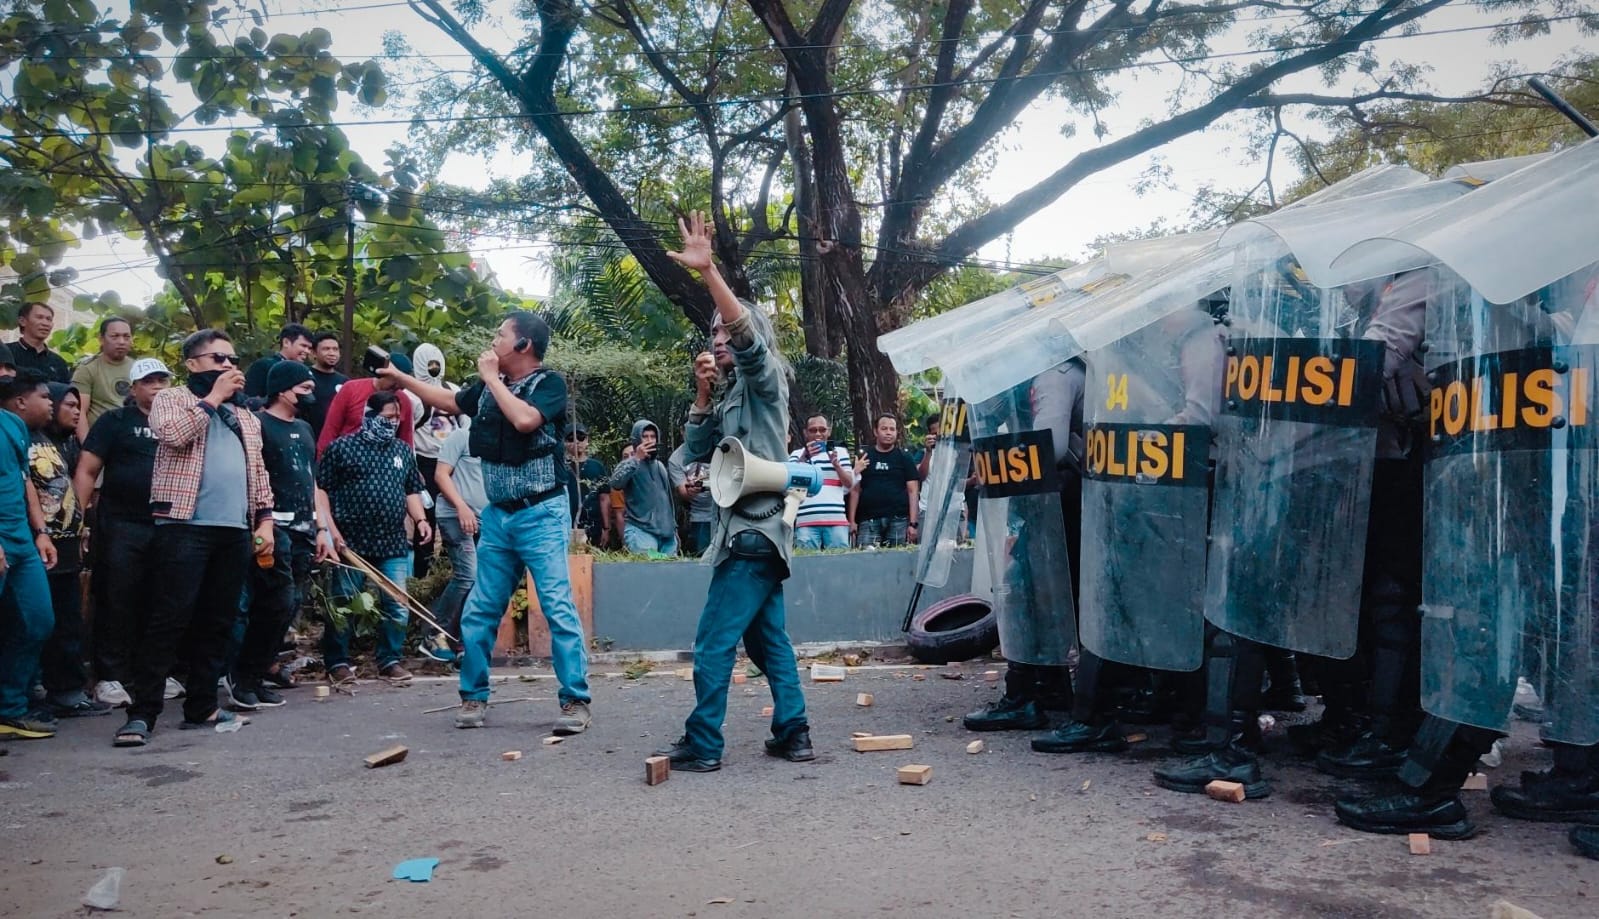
[179,709,248,730]
[114,719,151,747]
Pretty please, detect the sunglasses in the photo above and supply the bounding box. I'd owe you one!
[195,352,241,366]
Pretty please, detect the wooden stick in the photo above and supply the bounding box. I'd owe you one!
[421,695,547,715]
[340,549,459,642]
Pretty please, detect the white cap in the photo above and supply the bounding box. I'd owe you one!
[129,357,172,382]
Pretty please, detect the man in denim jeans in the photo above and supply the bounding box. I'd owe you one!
[318,392,430,685]
[425,425,488,664]
[385,311,592,736]
[651,210,812,773]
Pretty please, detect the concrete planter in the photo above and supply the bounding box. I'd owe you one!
[588,548,975,652]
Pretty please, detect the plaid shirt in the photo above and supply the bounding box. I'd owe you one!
[148,386,273,525]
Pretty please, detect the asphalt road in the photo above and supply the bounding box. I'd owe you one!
[1,664,1591,918]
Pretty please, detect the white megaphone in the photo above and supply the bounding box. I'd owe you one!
[709,436,822,527]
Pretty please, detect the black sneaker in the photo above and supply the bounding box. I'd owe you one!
[1334,791,1476,839]
[963,696,1048,732]
[1031,719,1128,754]
[764,728,815,762]
[46,692,114,718]
[251,685,287,708]
[1153,745,1272,798]
[263,668,297,691]
[222,678,260,712]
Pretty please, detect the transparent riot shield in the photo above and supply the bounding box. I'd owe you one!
[912,397,972,590]
[970,377,1074,665]
[1078,307,1220,671]
[1203,244,1385,657]
[1421,267,1599,742]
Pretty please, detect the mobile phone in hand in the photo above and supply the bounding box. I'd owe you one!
[362,345,390,375]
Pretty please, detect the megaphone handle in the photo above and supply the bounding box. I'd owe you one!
[783,489,804,528]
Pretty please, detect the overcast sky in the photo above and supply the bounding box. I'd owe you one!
[59,0,1594,309]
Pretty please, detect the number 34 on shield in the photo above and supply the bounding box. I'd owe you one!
[1105,374,1129,412]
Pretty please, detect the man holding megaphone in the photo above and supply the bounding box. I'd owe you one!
[651,211,816,773]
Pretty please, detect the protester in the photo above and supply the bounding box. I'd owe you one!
[115,329,275,747]
[316,391,429,685]
[11,302,70,383]
[316,351,415,454]
[608,444,631,548]
[225,361,331,710]
[409,342,461,576]
[915,411,940,480]
[0,369,59,739]
[849,413,921,547]
[382,311,593,735]
[304,331,346,437]
[652,210,811,773]
[75,358,170,708]
[667,442,714,556]
[428,424,488,663]
[71,317,134,440]
[788,414,854,551]
[32,383,106,717]
[565,424,610,548]
[243,323,313,399]
[610,419,678,556]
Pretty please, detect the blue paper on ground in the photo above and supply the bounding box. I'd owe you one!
[392,858,440,882]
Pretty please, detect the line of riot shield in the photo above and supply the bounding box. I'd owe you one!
[1325,140,1599,743]
[1078,306,1222,672]
[912,397,973,590]
[1203,244,1385,658]
[1421,269,1598,742]
[970,376,1075,666]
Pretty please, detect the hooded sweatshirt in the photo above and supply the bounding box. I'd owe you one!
[608,418,676,540]
[411,342,462,460]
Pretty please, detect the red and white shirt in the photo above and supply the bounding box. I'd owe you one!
[788,445,852,528]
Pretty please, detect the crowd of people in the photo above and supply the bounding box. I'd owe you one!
[0,300,600,744]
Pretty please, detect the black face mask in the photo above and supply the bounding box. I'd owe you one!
[292,391,316,414]
[188,370,242,404]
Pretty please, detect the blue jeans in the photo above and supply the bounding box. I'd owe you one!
[623,523,678,557]
[683,555,808,759]
[0,550,53,719]
[687,521,714,557]
[458,498,590,705]
[322,554,410,670]
[857,515,909,547]
[433,514,478,641]
[794,525,851,551]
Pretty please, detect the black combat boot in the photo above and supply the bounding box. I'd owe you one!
[1333,791,1475,839]
[963,695,1048,732]
[1315,728,1407,780]
[1031,719,1127,754]
[765,727,816,763]
[1572,826,1599,860]
[1287,709,1368,758]
[1260,649,1306,713]
[1334,717,1500,840]
[1153,742,1271,798]
[1490,743,1599,824]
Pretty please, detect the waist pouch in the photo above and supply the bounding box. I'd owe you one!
[728,530,779,559]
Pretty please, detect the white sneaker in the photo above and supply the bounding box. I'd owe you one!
[163,677,186,700]
[1478,739,1505,770]
[94,680,132,707]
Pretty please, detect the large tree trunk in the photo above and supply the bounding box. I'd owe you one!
[784,74,832,360]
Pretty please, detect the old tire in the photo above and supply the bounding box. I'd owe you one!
[906,594,998,665]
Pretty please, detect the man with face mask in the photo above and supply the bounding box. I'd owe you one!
[115,329,275,747]
[75,358,170,709]
[224,361,337,710]
[317,391,430,685]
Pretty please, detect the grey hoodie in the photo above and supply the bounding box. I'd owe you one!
[609,419,676,540]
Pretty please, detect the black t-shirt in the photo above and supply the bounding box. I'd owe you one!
[82,405,158,521]
[255,412,318,527]
[12,341,71,383]
[568,456,610,525]
[306,367,347,437]
[856,446,919,522]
